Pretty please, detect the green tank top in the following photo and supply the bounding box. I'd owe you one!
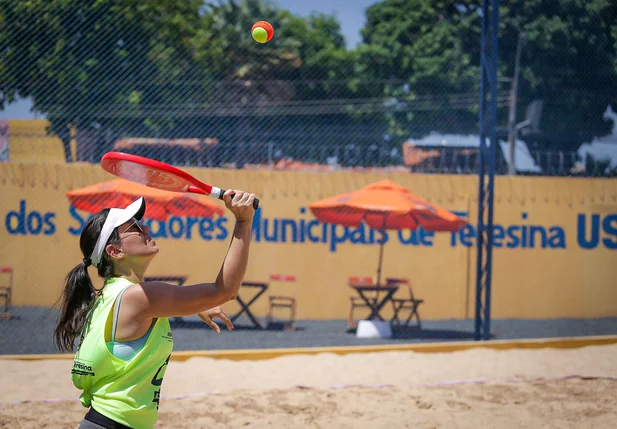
[72,277,174,429]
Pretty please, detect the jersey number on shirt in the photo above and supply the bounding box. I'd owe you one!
[151,354,171,409]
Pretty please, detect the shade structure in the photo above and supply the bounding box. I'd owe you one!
[309,179,466,232]
[309,179,467,285]
[66,178,224,222]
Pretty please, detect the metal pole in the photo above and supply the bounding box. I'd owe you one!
[484,0,500,341]
[508,31,525,176]
[475,0,499,341]
[376,231,385,286]
[267,141,273,166]
[474,0,489,340]
[376,214,387,287]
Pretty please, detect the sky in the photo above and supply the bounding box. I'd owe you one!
[282,0,379,49]
[0,0,379,120]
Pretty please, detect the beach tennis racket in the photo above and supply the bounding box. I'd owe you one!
[100,152,259,209]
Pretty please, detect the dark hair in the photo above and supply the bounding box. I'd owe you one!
[53,209,121,352]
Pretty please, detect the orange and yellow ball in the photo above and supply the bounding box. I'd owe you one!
[251,21,274,43]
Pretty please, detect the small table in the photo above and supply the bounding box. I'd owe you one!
[231,282,269,329]
[349,284,399,321]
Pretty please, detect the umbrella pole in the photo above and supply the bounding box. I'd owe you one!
[376,230,385,287]
[372,228,385,309]
[377,214,388,288]
[375,213,388,306]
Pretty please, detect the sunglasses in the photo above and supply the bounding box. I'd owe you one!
[120,219,147,237]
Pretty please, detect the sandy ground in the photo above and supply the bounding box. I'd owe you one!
[1,344,617,428]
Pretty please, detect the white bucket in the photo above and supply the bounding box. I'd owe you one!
[355,320,392,339]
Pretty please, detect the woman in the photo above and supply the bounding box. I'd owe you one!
[54,189,255,429]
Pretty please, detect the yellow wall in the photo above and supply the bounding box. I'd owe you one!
[5,120,68,163]
[1,163,616,320]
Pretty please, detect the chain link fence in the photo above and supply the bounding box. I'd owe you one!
[1,0,616,175]
[1,0,617,356]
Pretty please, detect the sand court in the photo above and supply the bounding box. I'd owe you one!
[1,344,617,428]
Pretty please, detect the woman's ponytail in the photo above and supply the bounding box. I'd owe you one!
[53,260,97,352]
[53,208,119,352]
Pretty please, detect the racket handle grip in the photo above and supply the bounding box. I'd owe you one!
[218,191,260,210]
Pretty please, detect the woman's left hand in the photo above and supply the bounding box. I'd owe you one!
[197,306,234,334]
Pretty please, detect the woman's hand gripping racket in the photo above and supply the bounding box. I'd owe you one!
[101,152,260,209]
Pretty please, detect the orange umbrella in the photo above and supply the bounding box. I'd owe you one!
[309,179,466,285]
[66,178,224,221]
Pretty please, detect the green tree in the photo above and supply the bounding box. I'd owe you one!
[193,0,366,166]
[500,0,617,150]
[360,0,617,152]
[359,0,482,144]
[0,0,204,162]
[196,0,357,101]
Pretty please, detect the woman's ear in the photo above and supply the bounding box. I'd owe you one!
[105,243,124,259]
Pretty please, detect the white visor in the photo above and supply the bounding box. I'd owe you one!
[90,197,146,268]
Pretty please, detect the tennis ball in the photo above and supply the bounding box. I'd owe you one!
[252,20,274,43]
